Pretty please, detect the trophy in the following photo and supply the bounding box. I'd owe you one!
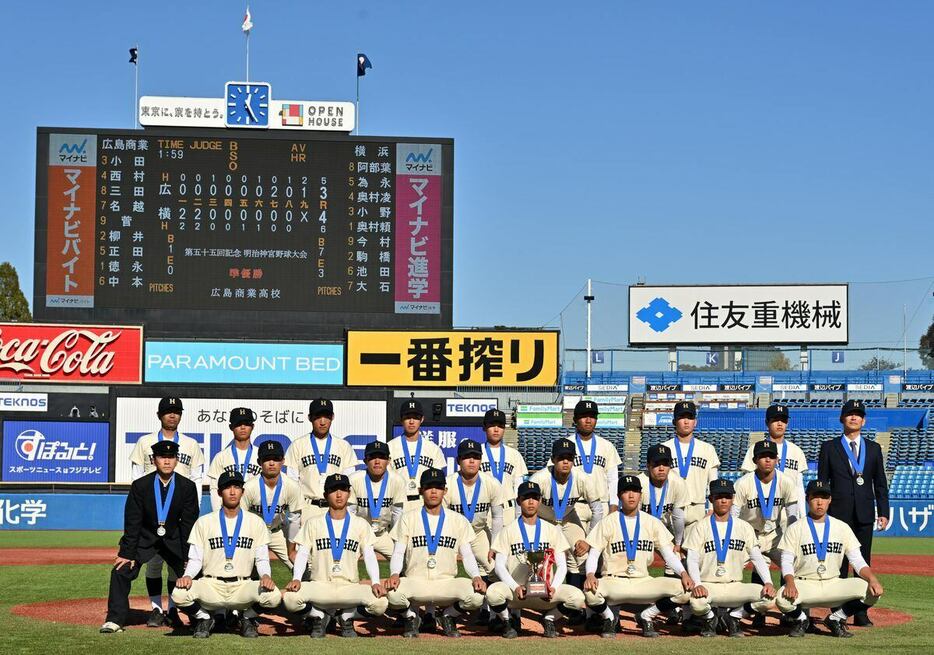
[525,549,555,599]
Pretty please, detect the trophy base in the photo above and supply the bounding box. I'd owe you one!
[525,582,548,599]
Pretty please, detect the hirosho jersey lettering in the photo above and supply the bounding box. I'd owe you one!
[208,535,255,550]
[355,496,394,509]
[480,460,517,475]
[241,474,305,530]
[411,534,459,549]
[742,497,789,510]
[219,462,262,478]
[312,537,362,553]
[801,541,845,556]
[300,453,344,468]
[609,538,657,555]
[391,454,437,470]
[448,501,492,514]
[508,541,555,556]
[702,538,748,554]
[574,454,609,468]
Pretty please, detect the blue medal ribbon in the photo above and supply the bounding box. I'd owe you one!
[754,473,778,521]
[485,443,506,483]
[310,434,332,475]
[619,511,641,562]
[421,507,446,556]
[457,476,482,522]
[325,512,352,565]
[551,472,574,522]
[365,474,388,521]
[576,434,596,474]
[807,516,831,561]
[153,474,175,528]
[230,442,253,477]
[401,436,423,481]
[517,518,541,553]
[648,480,668,518]
[710,513,734,564]
[219,509,243,561]
[777,441,788,472]
[259,476,283,526]
[840,435,865,477]
[673,438,695,479]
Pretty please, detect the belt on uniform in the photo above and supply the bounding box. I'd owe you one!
[308,498,328,508]
[576,499,589,504]
[269,526,282,534]
[204,575,251,583]
[407,494,420,501]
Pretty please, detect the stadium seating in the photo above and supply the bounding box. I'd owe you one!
[889,465,934,499]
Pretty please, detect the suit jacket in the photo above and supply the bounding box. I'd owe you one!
[817,435,889,525]
[117,471,200,562]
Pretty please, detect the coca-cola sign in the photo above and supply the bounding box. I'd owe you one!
[0,323,143,384]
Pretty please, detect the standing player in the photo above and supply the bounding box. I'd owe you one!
[741,404,808,507]
[385,468,487,638]
[571,400,622,514]
[282,474,388,637]
[775,480,884,638]
[486,481,586,638]
[129,396,205,628]
[171,471,281,638]
[207,408,262,512]
[285,398,360,520]
[479,408,528,518]
[661,401,720,528]
[388,400,447,508]
[637,444,688,553]
[242,440,306,571]
[349,440,407,559]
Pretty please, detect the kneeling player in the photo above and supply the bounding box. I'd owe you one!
[171,471,280,638]
[282,474,388,637]
[486,481,585,638]
[776,480,884,638]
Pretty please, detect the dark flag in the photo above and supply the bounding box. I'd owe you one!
[129,47,138,65]
[357,53,372,77]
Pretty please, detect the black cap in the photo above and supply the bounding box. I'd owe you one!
[457,439,482,459]
[806,480,833,497]
[419,467,446,489]
[217,470,245,490]
[324,473,351,494]
[647,444,673,466]
[766,404,789,422]
[753,439,779,459]
[573,399,599,419]
[158,396,183,416]
[673,401,696,420]
[551,438,575,459]
[229,407,255,428]
[309,398,334,417]
[151,440,179,458]
[840,399,866,418]
[517,480,542,499]
[618,475,642,493]
[257,440,284,462]
[483,408,506,427]
[400,399,424,418]
[364,440,390,459]
[709,479,735,496]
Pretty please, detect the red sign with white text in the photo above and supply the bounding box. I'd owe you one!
[0,323,143,384]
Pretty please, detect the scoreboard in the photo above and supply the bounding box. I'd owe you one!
[34,128,453,339]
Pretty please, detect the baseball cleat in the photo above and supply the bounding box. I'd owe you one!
[240,617,259,638]
[308,615,329,638]
[637,616,660,638]
[192,617,214,638]
[420,612,437,633]
[700,615,718,637]
[722,614,744,638]
[439,613,461,638]
[339,616,358,638]
[600,617,617,639]
[788,618,809,638]
[402,614,421,638]
[146,608,165,628]
[166,607,184,629]
[99,621,124,633]
[502,622,518,639]
[542,619,558,638]
[823,617,853,638]
[752,612,767,629]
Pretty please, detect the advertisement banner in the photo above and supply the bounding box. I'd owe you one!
[562,395,628,410]
[145,341,343,385]
[115,397,385,483]
[444,398,497,418]
[586,384,629,393]
[879,500,934,537]
[720,384,755,392]
[388,425,486,474]
[2,421,109,482]
[0,323,143,384]
[629,284,848,345]
[0,392,49,412]
[903,383,934,392]
[847,383,883,392]
[346,330,559,387]
[0,493,214,530]
[683,384,719,392]
[773,383,808,392]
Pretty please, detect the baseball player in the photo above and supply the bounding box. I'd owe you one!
[741,404,807,509]
[129,396,205,628]
[349,440,407,559]
[282,474,388,638]
[171,470,281,638]
[637,444,688,552]
[207,407,262,512]
[385,468,487,638]
[583,475,694,638]
[388,400,447,509]
[479,408,529,518]
[285,398,360,519]
[671,479,775,637]
[528,438,604,588]
[241,440,306,571]
[486,481,586,639]
[661,401,720,527]
[775,480,884,638]
[571,400,622,515]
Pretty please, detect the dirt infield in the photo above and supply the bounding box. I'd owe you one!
[10,596,912,637]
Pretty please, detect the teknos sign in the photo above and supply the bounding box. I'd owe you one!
[445,398,498,418]
[0,323,143,384]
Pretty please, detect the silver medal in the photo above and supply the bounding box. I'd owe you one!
[856,476,865,486]
[224,560,234,572]
[626,563,636,576]
[332,563,342,574]
[156,525,166,537]
[763,520,775,533]
[716,565,726,577]
[427,557,437,569]
[408,479,417,491]
[817,563,827,575]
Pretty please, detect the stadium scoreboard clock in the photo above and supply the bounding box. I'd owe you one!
[34,128,453,339]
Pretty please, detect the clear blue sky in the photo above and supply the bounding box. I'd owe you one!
[2,1,932,361]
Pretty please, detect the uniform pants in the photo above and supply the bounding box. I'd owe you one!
[268,529,293,571]
[105,546,184,626]
[673,581,770,616]
[574,500,609,525]
[585,575,684,607]
[387,577,484,611]
[171,577,281,613]
[372,532,395,560]
[559,521,587,574]
[775,577,879,613]
[486,582,585,612]
[282,580,388,615]
[471,529,494,577]
[684,503,707,527]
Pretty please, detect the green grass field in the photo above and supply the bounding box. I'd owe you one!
[0,534,932,654]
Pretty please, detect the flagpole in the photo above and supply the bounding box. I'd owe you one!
[355,71,360,135]
[134,43,139,128]
[246,30,250,82]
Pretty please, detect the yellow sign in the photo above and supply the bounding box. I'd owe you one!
[346,330,559,387]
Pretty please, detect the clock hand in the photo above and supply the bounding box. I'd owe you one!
[245,93,258,122]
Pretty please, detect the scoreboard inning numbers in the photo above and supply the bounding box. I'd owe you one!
[34,128,453,339]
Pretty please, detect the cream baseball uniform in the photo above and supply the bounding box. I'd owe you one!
[207,442,262,512]
[637,472,689,546]
[528,467,604,574]
[572,433,622,516]
[775,515,879,614]
[486,517,585,612]
[662,437,720,525]
[386,508,485,611]
[281,512,388,616]
[387,435,447,508]
[480,442,529,513]
[349,469,406,558]
[242,474,306,570]
[443,471,506,575]
[285,434,359,516]
[741,439,808,507]
[732,471,800,554]
[171,509,280,612]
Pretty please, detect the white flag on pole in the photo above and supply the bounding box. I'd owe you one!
[242,7,253,33]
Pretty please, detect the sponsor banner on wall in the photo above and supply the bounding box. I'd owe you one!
[811,384,845,392]
[642,413,674,427]
[773,383,808,392]
[846,384,883,392]
[903,383,934,392]
[720,384,755,392]
[647,384,682,392]
[2,421,109,482]
[682,384,718,392]
[0,493,211,530]
[586,384,628,393]
[562,395,628,410]
[879,500,934,537]
[388,425,486,474]
[0,392,49,412]
[444,398,498,418]
[516,404,563,428]
[115,397,385,483]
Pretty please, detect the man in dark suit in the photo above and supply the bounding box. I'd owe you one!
[818,399,889,627]
[100,439,201,633]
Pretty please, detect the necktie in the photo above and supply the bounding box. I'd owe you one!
[849,441,858,473]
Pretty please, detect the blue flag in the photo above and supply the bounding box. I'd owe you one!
[357,53,373,77]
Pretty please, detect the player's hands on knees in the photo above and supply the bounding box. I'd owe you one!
[175,576,193,590]
[692,584,708,598]
[472,576,487,593]
[761,583,776,599]
[371,582,386,598]
[680,572,695,592]
[285,579,301,593]
[782,581,798,602]
[583,573,599,592]
[113,556,135,571]
[515,586,527,600]
[384,574,401,591]
[869,579,884,597]
[574,540,590,557]
[260,574,276,591]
